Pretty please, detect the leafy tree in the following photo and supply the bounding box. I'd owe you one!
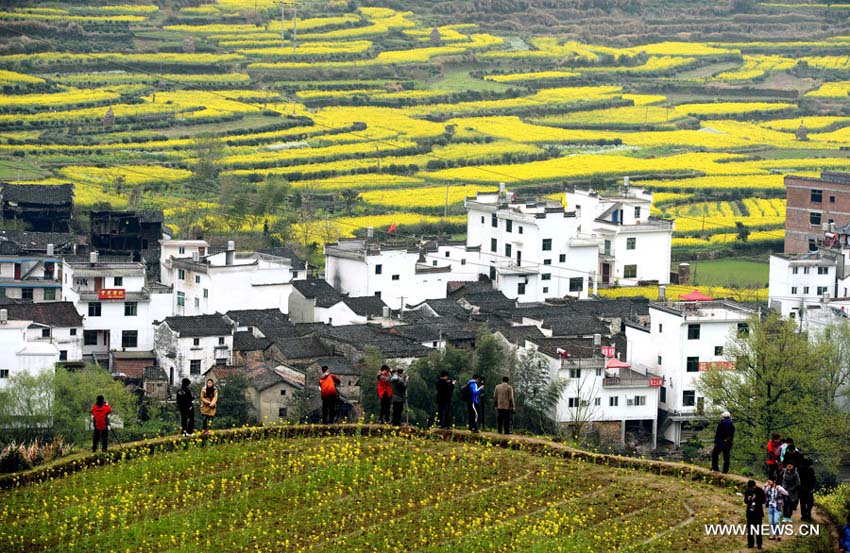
[407,346,472,427]
[212,373,256,428]
[512,349,569,435]
[735,221,750,242]
[813,320,850,408]
[190,135,224,189]
[358,346,386,421]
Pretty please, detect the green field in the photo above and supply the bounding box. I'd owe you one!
[683,258,770,288]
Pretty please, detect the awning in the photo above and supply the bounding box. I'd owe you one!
[679,290,714,301]
[605,357,631,369]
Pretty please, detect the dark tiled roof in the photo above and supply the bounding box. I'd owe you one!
[292,279,343,308]
[162,314,231,337]
[0,230,74,253]
[257,246,306,270]
[422,298,469,318]
[275,336,331,359]
[144,366,168,380]
[225,308,290,329]
[2,183,73,205]
[447,279,494,298]
[233,331,272,352]
[245,363,290,392]
[461,291,515,313]
[495,325,546,345]
[343,295,387,317]
[0,301,82,327]
[313,356,359,376]
[543,315,609,337]
[311,324,431,358]
[531,337,603,359]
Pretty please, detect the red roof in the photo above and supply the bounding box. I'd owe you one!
[679,290,714,301]
[605,358,631,369]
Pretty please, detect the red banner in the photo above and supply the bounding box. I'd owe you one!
[698,361,734,371]
[98,288,126,300]
[649,377,663,387]
[601,345,615,358]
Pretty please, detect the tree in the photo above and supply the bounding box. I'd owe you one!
[735,221,750,242]
[697,313,849,476]
[102,106,114,129]
[813,320,850,409]
[407,346,472,427]
[358,346,386,421]
[189,135,224,189]
[512,349,569,434]
[212,373,255,428]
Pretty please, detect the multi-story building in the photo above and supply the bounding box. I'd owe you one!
[154,314,234,385]
[90,210,163,280]
[0,316,60,389]
[0,233,74,302]
[565,182,674,286]
[784,171,850,254]
[625,299,754,445]
[61,252,172,361]
[0,183,73,232]
[0,302,84,364]
[159,238,208,286]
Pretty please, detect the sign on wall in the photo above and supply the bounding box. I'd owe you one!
[98,288,126,300]
[698,361,734,371]
[600,345,615,358]
[649,377,663,387]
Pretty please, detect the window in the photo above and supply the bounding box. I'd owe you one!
[70,328,77,336]
[633,396,646,406]
[84,330,98,346]
[506,219,512,233]
[634,206,641,219]
[542,287,548,294]
[687,324,701,340]
[432,260,437,267]
[595,368,602,377]
[505,244,512,257]
[41,328,50,338]
[193,338,200,346]
[195,275,201,284]
[179,247,185,255]
[568,397,579,408]
[203,289,209,298]
[392,274,400,281]
[375,264,382,275]
[714,346,723,356]
[121,331,138,348]
[445,251,450,257]
[517,282,526,295]
[543,259,552,265]
[811,189,823,203]
[490,238,497,253]
[542,273,551,281]
[215,358,227,366]
[124,302,137,316]
[657,355,662,365]
[686,356,699,372]
[278,407,287,418]
[178,269,185,280]
[609,396,618,407]
[569,369,581,379]
[374,291,381,299]
[0,369,8,379]
[177,292,185,307]
[804,267,811,275]
[461,259,466,266]
[218,337,225,345]
[22,288,33,300]
[59,350,67,361]
[830,195,836,203]
[518,226,523,234]
[569,277,583,292]
[792,267,799,275]
[114,277,123,286]
[623,265,637,279]
[491,214,498,228]
[791,286,798,294]
[194,297,200,309]
[542,238,552,251]
[682,391,696,407]
[0,289,5,298]
[818,266,829,275]
[810,212,822,225]
[489,267,496,281]
[88,302,101,317]
[280,389,287,396]
[559,254,566,263]
[43,288,56,301]
[660,386,666,403]
[817,286,829,295]
[803,286,810,294]
[626,237,636,250]
[190,360,201,375]
[809,239,818,252]
[658,324,663,333]
[480,216,485,224]
[594,397,601,406]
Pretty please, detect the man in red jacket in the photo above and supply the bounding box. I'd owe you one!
[91,395,113,452]
[377,365,393,424]
[319,366,341,424]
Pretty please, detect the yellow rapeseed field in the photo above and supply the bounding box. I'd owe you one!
[361,185,498,208]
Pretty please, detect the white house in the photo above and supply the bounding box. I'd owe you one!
[153,314,234,385]
[0,315,60,388]
[625,299,755,445]
[166,241,299,316]
[565,182,674,286]
[0,302,83,363]
[465,188,599,302]
[0,234,72,302]
[62,252,172,361]
[159,238,208,286]
[289,278,388,326]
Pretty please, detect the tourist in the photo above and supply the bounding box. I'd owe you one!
[710,411,735,473]
[766,433,781,480]
[782,442,804,472]
[779,463,800,523]
[390,368,408,426]
[763,478,789,541]
[839,517,850,553]
[377,365,393,424]
[200,378,218,433]
[176,378,195,436]
[435,370,455,429]
[743,479,765,550]
[90,395,112,453]
[798,457,816,522]
[464,374,484,433]
[493,376,515,435]
[319,366,340,424]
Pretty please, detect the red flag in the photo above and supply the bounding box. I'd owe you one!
[387,223,397,234]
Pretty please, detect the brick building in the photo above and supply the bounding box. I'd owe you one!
[785,172,850,254]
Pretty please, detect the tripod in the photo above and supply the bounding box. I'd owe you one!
[109,425,123,450]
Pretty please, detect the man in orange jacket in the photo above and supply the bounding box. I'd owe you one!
[91,395,113,452]
[320,366,341,424]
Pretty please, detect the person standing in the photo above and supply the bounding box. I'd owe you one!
[465,374,484,433]
[798,458,816,522]
[377,365,393,424]
[200,378,218,433]
[744,479,766,550]
[176,378,195,436]
[90,395,112,453]
[764,478,789,541]
[435,371,455,429]
[493,376,515,435]
[711,411,735,473]
[779,463,800,523]
[319,366,340,424]
[390,368,408,426]
[766,433,781,480]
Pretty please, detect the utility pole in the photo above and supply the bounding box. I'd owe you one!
[280,1,285,42]
[292,2,297,49]
[444,184,449,217]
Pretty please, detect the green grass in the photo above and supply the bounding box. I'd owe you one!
[424,68,509,92]
[682,257,770,288]
[0,158,49,181]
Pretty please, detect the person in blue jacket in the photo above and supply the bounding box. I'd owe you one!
[465,374,484,433]
[840,518,850,553]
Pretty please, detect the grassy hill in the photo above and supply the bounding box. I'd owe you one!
[0,426,831,552]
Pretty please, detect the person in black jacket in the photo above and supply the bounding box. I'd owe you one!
[176,378,194,436]
[711,411,735,473]
[435,371,456,429]
[798,458,816,522]
[744,479,766,550]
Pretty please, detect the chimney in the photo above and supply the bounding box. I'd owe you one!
[192,251,199,262]
[0,309,6,324]
[593,333,601,347]
[659,285,667,301]
[677,263,690,285]
[46,243,54,256]
[90,251,99,265]
[367,227,374,239]
[225,240,235,266]
[499,182,505,194]
[381,306,390,318]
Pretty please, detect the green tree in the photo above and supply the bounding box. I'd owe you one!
[512,349,568,435]
[213,373,256,428]
[358,346,386,421]
[0,370,54,443]
[190,135,224,188]
[407,346,472,427]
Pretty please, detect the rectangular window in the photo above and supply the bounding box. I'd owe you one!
[658,323,663,333]
[203,288,209,298]
[177,291,185,307]
[714,346,723,356]
[278,407,287,418]
[43,288,56,300]
[280,389,287,396]
[542,273,551,281]
[190,360,201,375]
[633,396,646,406]
[374,291,381,299]
[445,251,450,257]
[179,247,185,255]
[634,206,641,219]
[660,386,666,403]
[569,369,581,379]
[121,330,138,348]
[517,282,526,295]
[215,358,227,366]
[0,288,5,298]
[505,244,512,257]
[542,239,552,251]
[114,277,123,286]
[626,237,636,250]
[22,288,33,300]
[594,397,601,406]
[595,368,602,377]
[683,391,696,407]
[0,369,8,379]
[124,302,137,316]
[687,324,701,340]
[506,219,512,233]
[84,330,98,346]
[195,275,201,284]
[218,337,225,345]
[609,396,618,407]
[830,195,836,203]
[88,302,101,317]
[811,189,823,203]
[70,328,77,336]
[59,350,67,361]
[657,355,662,365]
[803,286,810,294]
[194,297,200,308]
[792,267,799,275]
[375,264,382,275]
[568,397,579,408]
[491,214,498,228]
[542,287,548,294]
[818,266,829,275]
[623,265,637,279]
[178,269,185,280]
[738,322,749,336]
[817,286,829,295]
[686,356,700,372]
[543,259,552,265]
[490,238,497,252]
[791,286,798,294]
[392,274,400,281]
[804,267,810,274]
[569,277,583,292]
[193,338,200,346]
[810,212,822,225]
[41,328,50,338]
[461,259,466,266]
[559,254,566,263]
[518,226,523,234]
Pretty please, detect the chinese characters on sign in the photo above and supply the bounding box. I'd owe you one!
[649,377,663,387]
[698,361,734,371]
[600,345,615,358]
[98,288,126,300]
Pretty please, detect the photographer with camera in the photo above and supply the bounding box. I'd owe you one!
[461,374,484,433]
[90,395,113,453]
[435,371,456,429]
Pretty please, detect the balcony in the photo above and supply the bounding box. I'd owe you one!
[602,368,662,388]
[594,216,674,231]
